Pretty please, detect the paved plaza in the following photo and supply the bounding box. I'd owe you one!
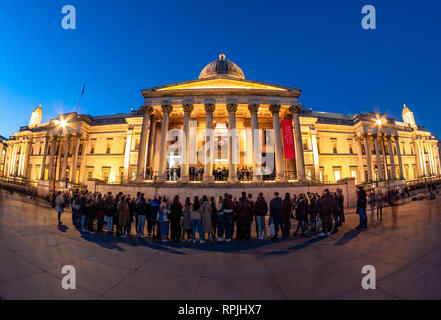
[0,191,441,300]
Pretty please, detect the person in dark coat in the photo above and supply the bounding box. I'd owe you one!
[337,188,345,224]
[210,197,218,240]
[356,186,368,230]
[282,193,293,239]
[168,195,183,243]
[293,194,307,237]
[331,193,340,234]
[253,193,268,239]
[237,192,251,240]
[247,194,254,240]
[269,192,284,240]
[318,189,334,237]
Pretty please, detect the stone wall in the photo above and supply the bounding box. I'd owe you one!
[88,178,357,209]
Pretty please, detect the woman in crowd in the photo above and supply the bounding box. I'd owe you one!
[201,195,212,242]
[169,195,182,243]
[293,193,306,237]
[216,196,224,241]
[55,191,65,225]
[117,195,130,238]
[191,196,202,243]
[86,196,96,234]
[253,193,268,240]
[95,193,105,232]
[160,196,170,243]
[182,197,192,241]
[210,196,218,240]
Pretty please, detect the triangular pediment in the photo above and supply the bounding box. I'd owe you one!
[156,78,287,92]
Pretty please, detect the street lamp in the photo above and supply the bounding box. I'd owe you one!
[376,117,390,190]
[52,119,67,193]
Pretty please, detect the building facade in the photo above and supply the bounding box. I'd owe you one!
[3,54,441,191]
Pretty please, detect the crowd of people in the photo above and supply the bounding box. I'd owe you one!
[52,187,351,243]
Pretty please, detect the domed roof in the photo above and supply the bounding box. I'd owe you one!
[199,53,245,80]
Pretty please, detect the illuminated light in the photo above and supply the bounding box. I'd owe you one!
[157,79,287,92]
[59,119,67,128]
[376,119,382,126]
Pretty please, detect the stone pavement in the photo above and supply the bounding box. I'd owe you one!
[0,192,440,300]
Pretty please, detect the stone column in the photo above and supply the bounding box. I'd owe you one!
[55,136,63,181]
[47,136,57,181]
[79,137,89,184]
[387,135,396,181]
[248,104,261,182]
[310,128,320,181]
[269,104,285,182]
[394,136,405,180]
[40,136,49,180]
[428,141,435,176]
[373,134,383,181]
[70,134,81,183]
[289,104,306,180]
[123,125,134,181]
[203,103,215,183]
[136,106,153,182]
[363,135,373,182]
[158,104,173,182]
[413,136,423,177]
[227,103,238,182]
[355,137,365,183]
[180,104,194,183]
[22,137,33,178]
[60,134,71,182]
[146,115,157,169]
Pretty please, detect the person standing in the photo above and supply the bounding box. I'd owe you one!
[269,192,284,240]
[191,196,202,243]
[282,193,293,239]
[216,196,224,241]
[135,193,148,238]
[56,191,65,225]
[356,186,368,230]
[369,190,376,221]
[210,196,218,240]
[247,194,254,240]
[237,192,251,240]
[86,197,96,234]
[104,192,114,233]
[169,195,183,243]
[160,197,170,242]
[201,195,212,242]
[149,194,160,238]
[254,193,268,240]
[337,188,345,224]
[376,190,383,222]
[318,189,334,237]
[222,193,234,242]
[71,193,81,229]
[182,197,192,241]
[95,193,105,232]
[293,194,306,237]
[117,195,130,238]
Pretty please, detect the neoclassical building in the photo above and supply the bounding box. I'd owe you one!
[3,54,441,193]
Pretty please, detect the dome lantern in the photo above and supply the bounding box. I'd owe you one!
[199,53,245,80]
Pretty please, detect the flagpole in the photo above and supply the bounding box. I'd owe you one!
[75,84,86,114]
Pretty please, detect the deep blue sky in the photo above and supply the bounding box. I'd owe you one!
[1,0,440,138]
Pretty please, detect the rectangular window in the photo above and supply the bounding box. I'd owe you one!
[333,168,342,182]
[87,169,93,179]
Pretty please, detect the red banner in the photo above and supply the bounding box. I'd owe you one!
[282,120,295,159]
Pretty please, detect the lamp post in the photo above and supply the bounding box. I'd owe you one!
[376,118,390,190]
[52,119,67,193]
